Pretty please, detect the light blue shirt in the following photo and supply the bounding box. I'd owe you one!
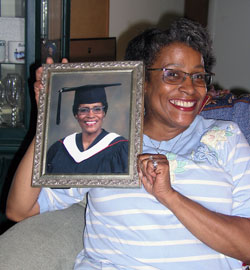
[38,115,250,269]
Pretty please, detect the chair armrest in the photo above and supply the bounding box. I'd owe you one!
[0,203,85,270]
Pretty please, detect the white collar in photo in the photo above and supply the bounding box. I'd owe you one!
[63,132,120,163]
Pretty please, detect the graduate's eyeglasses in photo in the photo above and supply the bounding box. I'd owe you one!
[78,106,105,115]
[147,68,214,87]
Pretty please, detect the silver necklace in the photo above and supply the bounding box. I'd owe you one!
[144,132,184,154]
[149,138,162,154]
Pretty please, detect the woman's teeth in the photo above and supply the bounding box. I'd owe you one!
[86,121,97,125]
[170,100,195,108]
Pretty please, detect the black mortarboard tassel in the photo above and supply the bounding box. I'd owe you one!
[56,83,121,125]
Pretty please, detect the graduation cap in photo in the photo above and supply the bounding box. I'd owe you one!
[56,83,121,125]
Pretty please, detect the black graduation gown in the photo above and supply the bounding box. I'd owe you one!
[46,129,128,174]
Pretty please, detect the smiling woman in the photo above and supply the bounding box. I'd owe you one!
[46,83,129,174]
[124,18,250,268]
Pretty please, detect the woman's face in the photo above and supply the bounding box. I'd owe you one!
[144,42,207,134]
[75,102,105,136]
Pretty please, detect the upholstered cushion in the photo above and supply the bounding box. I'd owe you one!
[201,93,250,144]
[0,203,85,270]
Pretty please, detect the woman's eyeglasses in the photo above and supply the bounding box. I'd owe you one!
[147,68,214,87]
[78,106,105,115]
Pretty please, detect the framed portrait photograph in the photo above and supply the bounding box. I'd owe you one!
[32,61,144,188]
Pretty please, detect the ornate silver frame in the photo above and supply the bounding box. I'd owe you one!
[32,61,144,188]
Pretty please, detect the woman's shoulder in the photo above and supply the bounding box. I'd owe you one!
[197,115,240,132]
[48,133,77,152]
[100,132,128,157]
[47,139,64,155]
[110,135,129,152]
[197,115,245,146]
[50,133,79,147]
[102,130,128,144]
[112,134,128,142]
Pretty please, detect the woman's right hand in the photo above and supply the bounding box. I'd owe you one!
[33,57,68,105]
[137,153,176,206]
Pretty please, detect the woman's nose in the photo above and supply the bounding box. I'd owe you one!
[178,76,196,94]
[88,109,95,116]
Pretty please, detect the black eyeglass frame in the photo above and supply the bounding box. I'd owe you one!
[147,68,215,87]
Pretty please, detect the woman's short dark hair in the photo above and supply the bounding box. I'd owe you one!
[124,17,216,81]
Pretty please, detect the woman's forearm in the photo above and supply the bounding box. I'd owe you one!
[162,190,250,264]
[6,138,41,221]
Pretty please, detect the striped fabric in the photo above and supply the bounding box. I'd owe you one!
[38,115,250,270]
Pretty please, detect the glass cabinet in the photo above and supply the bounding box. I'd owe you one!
[0,0,36,140]
[0,0,36,233]
[0,0,70,234]
[0,0,26,128]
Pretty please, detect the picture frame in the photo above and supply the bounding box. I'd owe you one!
[32,61,144,188]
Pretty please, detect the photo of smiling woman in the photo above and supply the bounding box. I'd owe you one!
[46,83,129,174]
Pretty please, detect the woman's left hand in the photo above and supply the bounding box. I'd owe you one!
[137,153,175,204]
